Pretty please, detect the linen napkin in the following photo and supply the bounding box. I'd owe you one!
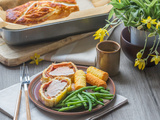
[0,73,128,120]
[41,28,114,66]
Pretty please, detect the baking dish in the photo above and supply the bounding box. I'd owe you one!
[0,13,108,45]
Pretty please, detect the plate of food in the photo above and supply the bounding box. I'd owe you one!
[28,62,116,116]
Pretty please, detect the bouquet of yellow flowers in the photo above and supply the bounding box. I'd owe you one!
[94,0,160,70]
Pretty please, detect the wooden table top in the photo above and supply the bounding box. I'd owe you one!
[0,24,160,120]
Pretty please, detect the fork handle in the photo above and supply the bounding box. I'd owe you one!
[24,90,31,120]
[13,89,22,120]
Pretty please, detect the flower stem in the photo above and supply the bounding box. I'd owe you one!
[141,31,148,55]
[106,21,122,33]
[154,35,160,55]
[145,36,157,60]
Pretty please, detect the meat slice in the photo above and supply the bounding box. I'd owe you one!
[49,66,74,76]
[45,80,67,97]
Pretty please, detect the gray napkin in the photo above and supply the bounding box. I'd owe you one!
[0,73,128,120]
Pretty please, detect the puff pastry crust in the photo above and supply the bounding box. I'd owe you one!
[41,62,77,84]
[6,0,79,25]
[39,77,72,107]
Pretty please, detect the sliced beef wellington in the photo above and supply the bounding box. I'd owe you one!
[41,62,77,83]
[39,76,72,107]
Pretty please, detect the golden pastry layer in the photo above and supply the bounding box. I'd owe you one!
[41,62,77,83]
[74,70,86,90]
[39,77,72,107]
[87,66,109,82]
[86,73,107,89]
[6,0,79,25]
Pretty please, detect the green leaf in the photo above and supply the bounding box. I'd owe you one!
[127,12,134,24]
[108,9,114,20]
[131,10,139,18]
[148,31,156,37]
[110,2,125,9]
[124,0,130,5]
[149,0,157,8]
[155,9,160,19]
[131,0,149,15]
[145,0,151,4]
[131,0,144,8]
[144,3,150,7]
[122,0,130,5]
[114,9,127,21]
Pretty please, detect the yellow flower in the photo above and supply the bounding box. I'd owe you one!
[151,55,160,65]
[156,22,160,29]
[93,28,109,42]
[119,0,121,3]
[141,16,157,29]
[134,59,145,70]
[30,53,43,65]
[136,52,142,59]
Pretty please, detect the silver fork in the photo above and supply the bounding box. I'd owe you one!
[23,65,31,120]
[13,64,25,120]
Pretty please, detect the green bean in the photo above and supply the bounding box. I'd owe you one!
[66,97,79,102]
[62,86,97,103]
[56,97,81,107]
[99,89,110,94]
[92,94,97,99]
[67,98,80,102]
[97,98,103,102]
[82,91,104,105]
[55,103,67,107]
[66,95,79,102]
[68,95,77,100]
[52,108,60,111]
[84,95,92,111]
[58,104,82,112]
[103,97,114,100]
[55,86,113,112]
[89,93,114,97]
[77,93,88,109]
[67,100,87,106]
[103,94,114,97]
[67,91,74,95]
[92,103,98,107]
[82,91,96,101]
[94,87,104,92]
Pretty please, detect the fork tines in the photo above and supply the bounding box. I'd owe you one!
[20,64,25,82]
[24,66,30,84]
[20,64,30,85]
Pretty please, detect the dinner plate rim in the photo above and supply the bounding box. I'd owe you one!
[28,66,116,116]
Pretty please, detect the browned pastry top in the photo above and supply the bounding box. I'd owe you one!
[6,0,79,25]
[42,0,77,4]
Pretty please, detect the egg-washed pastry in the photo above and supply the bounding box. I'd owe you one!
[86,73,107,89]
[74,70,86,90]
[6,0,79,25]
[87,66,109,82]
[41,62,77,83]
[39,77,72,107]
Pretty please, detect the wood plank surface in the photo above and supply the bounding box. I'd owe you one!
[0,24,160,120]
[0,32,93,66]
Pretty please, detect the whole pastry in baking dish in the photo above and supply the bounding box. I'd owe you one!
[41,62,77,83]
[6,0,79,25]
[39,77,72,107]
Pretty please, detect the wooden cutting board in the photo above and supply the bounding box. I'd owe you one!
[0,32,93,66]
